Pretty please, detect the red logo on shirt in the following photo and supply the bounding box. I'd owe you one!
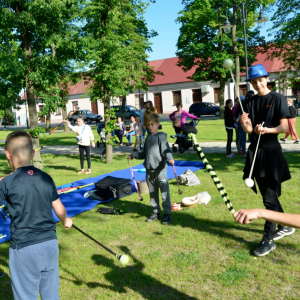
[28,170,34,176]
[265,105,272,108]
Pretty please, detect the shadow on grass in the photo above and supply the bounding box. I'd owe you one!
[61,248,198,300]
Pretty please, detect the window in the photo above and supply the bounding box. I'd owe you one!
[239,85,247,97]
[129,106,137,111]
[173,91,182,105]
[214,88,220,104]
[72,101,78,110]
[56,107,62,116]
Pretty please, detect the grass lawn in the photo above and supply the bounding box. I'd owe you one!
[1,152,300,299]
[2,116,300,146]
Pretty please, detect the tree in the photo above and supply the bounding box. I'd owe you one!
[81,0,158,163]
[0,0,82,168]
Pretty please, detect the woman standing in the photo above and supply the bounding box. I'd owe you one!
[115,116,126,146]
[169,103,198,134]
[143,101,157,136]
[224,99,235,158]
[64,116,95,174]
[280,98,300,144]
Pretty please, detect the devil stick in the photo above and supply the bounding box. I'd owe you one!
[188,132,235,214]
[128,159,143,201]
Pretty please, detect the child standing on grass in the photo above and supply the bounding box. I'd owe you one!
[0,131,73,300]
[128,113,174,224]
[133,117,144,151]
[240,64,293,257]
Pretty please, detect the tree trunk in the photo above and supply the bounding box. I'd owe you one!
[121,95,126,122]
[104,95,113,164]
[46,110,51,131]
[62,106,70,133]
[219,78,226,119]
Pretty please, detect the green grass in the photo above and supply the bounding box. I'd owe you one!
[2,116,300,146]
[1,152,300,299]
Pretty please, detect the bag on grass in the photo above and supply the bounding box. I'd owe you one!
[95,176,132,200]
[178,169,200,186]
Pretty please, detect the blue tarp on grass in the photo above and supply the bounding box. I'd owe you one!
[0,160,204,244]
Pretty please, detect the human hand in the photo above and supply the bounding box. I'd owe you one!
[168,159,175,165]
[127,155,132,160]
[62,120,69,123]
[233,209,262,224]
[63,218,73,229]
[254,124,268,135]
[92,142,95,148]
[239,113,249,126]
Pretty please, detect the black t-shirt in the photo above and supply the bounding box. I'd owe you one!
[244,91,290,144]
[288,106,296,119]
[0,166,59,249]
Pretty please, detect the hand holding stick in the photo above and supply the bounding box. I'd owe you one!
[171,161,182,195]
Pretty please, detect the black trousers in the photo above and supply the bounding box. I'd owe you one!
[79,145,91,170]
[115,130,124,144]
[174,127,182,134]
[256,177,284,240]
[226,128,233,155]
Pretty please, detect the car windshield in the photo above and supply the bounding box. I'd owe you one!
[86,110,92,114]
[128,106,137,111]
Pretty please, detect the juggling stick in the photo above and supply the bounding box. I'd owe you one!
[49,107,79,135]
[61,182,94,194]
[72,224,129,266]
[188,133,235,214]
[244,122,265,188]
[128,159,143,201]
[172,162,182,194]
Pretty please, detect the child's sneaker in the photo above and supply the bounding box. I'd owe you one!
[146,213,160,222]
[85,169,92,174]
[161,214,171,225]
[294,139,300,144]
[280,138,287,143]
[253,237,276,257]
[273,226,295,241]
[78,169,84,174]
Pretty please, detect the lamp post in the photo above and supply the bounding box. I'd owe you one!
[221,2,267,91]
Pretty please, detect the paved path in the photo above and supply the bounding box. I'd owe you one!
[1,141,299,156]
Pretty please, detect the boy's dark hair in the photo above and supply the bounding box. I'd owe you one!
[5,130,33,155]
[176,102,182,108]
[130,115,136,119]
[77,115,84,121]
[148,113,160,124]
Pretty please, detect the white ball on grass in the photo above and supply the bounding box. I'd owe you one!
[119,255,129,266]
[244,178,254,188]
[223,59,233,69]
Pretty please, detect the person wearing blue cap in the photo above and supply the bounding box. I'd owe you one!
[239,64,294,257]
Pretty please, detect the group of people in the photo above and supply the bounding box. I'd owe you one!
[2,63,300,299]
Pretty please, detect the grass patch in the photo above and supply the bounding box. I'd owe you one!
[1,153,300,299]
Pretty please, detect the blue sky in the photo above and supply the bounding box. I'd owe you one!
[144,0,275,62]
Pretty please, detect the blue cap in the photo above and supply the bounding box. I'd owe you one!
[246,64,269,81]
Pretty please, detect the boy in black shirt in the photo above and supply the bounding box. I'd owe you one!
[240,64,294,256]
[128,113,174,224]
[0,131,72,299]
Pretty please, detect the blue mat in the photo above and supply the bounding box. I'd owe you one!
[0,160,204,244]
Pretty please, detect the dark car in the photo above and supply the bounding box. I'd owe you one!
[111,105,140,121]
[68,109,102,125]
[188,102,220,117]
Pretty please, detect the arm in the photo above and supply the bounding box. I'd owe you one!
[254,118,288,135]
[89,126,95,148]
[169,111,175,122]
[63,121,78,134]
[184,111,198,120]
[159,134,173,163]
[240,112,253,134]
[52,198,73,229]
[233,209,300,228]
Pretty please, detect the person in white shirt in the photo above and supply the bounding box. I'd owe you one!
[64,116,95,174]
[133,117,144,151]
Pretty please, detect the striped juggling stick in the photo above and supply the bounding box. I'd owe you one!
[188,133,235,214]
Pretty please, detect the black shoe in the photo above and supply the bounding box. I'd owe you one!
[133,149,138,151]
[280,138,287,143]
[146,213,160,222]
[161,214,171,225]
[253,237,276,257]
[273,226,295,241]
[294,140,300,144]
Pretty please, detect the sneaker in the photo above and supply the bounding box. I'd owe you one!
[85,169,92,174]
[133,149,137,151]
[294,140,300,144]
[226,154,234,158]
[161,214,171,225]
[78,170,84,174]
[280,138,287,143]
[146,213,160,222]
[0,273,4,278]
[273,226,295,241]
[100,154,105,159]
[253,237,276,257]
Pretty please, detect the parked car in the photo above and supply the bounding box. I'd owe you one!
[111,105,140,121]
[68,109,102,125]
[188,102,220,117]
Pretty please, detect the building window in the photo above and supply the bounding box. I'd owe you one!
[192,89,202,103]
[239,85,247,97]
[56,107,62,116]
[214,88,220,104]
[172,91,181,105]
[72,101,78,110]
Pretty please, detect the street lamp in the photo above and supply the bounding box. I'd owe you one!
[221,2,267,91]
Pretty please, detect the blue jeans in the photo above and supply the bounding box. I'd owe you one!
[126,131,135,144]
[239,122,246,154]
